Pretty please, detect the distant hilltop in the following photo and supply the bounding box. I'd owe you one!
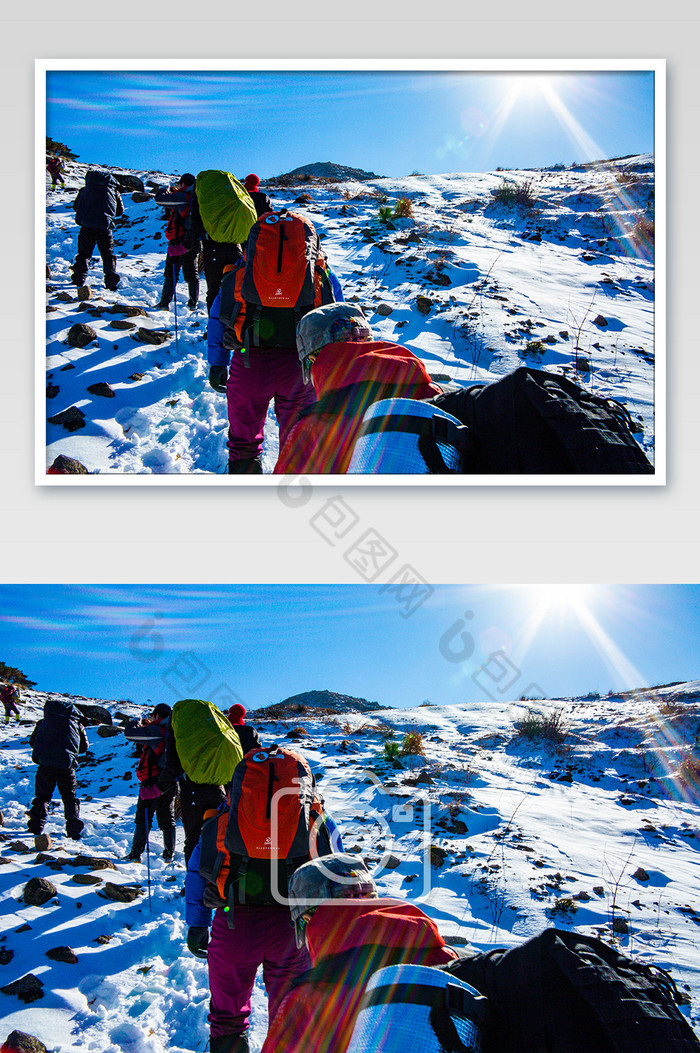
[271,161,381,184]
[252,688,383,717]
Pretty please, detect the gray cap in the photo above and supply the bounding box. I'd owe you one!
[297,303,373,383]
[289,853,377,946]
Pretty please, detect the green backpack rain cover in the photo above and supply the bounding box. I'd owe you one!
[171,698,244,785]
[195,170,258,244]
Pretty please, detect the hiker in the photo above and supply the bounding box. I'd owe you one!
[153,173,201,311]
[1,682,21,724]
[345,366,652,475]
[208,211,342,473]
[274,302,442,474]
[242,174,273,218]
[186,827,312,1053]
[27,697,88,840]
[70,169,124,291]
[156,699,242,865]
[46,154,66,190]
[123,703,177,862]
[185,746,340,1053]
[185,171,257,313]
[261,854,458,1053]
[227,703,262,754]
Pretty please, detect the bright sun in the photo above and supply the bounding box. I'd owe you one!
[530,584,596,612]
[512,74,561,101]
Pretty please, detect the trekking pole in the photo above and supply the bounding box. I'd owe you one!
[171,290,178,355]
[146,829,152,912]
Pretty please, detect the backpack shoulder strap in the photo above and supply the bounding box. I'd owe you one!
[297,381,389,422]
[289,944,409,991]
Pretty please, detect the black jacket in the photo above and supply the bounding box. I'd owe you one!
[248,190,273,219]
[157,721,194,791]
[74,170,124,230]
[30,698,88,770]
[231,723,262,755]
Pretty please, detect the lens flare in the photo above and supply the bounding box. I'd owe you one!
[476,75,654,262]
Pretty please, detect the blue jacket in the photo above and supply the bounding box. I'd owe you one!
[185,840,212,928]
[207,292,228,367]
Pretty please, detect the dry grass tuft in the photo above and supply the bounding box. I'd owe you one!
[393,197,414,218]
[492,178,538,207]
[513,708,568,745]
[399,729,425,756]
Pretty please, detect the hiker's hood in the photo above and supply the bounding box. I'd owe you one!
[43,696,80,721]
[85,169,114,188]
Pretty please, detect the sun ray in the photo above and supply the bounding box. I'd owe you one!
[537,84,605,164]
[565,599,647,691]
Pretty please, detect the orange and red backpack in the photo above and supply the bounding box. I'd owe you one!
[219,211,337,352]
[198,745,334,921]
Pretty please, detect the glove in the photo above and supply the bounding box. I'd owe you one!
[187,925,209,959]
[209,364,228,394]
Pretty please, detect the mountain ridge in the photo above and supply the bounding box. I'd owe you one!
[271,160,382,182]
[253,688,382,717]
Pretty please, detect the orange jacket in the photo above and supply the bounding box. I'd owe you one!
[274,341,441,475]
[261,898,456,1053]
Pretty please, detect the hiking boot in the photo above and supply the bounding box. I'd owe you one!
[209,1033,250,1053]
[162,849,173,861]
[27,819,43,836]
[228,457,263,475]
[155,300,170,310]
[187,299,198,309]
[66,820,84,841]
[123,852,141,862]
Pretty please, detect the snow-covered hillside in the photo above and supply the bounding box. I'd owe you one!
[44,155,656,475]
[2,678,697,1052]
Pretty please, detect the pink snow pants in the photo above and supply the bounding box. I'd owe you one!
[207,905,311,1041]
[225,347,316,464]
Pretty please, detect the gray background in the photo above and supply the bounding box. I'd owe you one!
[6,3,695,584]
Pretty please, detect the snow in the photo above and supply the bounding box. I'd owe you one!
[43,155,657,478]
[2,680,698,1051]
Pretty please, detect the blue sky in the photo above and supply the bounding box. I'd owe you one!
[45,68,655,179]
[0,585,696,710]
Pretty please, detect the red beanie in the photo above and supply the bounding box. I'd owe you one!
[228,703,246,724]
[244,173,260,192]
